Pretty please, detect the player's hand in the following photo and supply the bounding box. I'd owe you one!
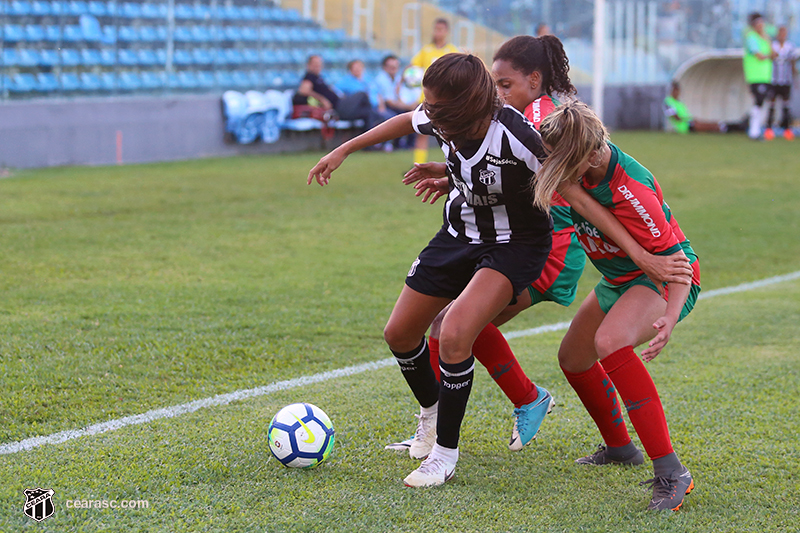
[640,315,677,362]
[636,252,692,296]
[308,148,346,186]
[411,178,448,204]
[402,162,448,185]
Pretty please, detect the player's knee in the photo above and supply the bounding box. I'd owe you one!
[438,327,471,365]
[594,331,621,360]
[383,322,416,353]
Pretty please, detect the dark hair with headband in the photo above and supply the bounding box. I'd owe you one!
[421,53,503,149]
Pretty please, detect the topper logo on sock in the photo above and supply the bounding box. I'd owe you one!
[443,379,471,390]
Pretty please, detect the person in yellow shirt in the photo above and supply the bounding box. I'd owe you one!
[410,18,460,163]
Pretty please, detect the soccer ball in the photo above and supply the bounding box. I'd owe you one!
[268,403,335,468]
[403,66,425,88]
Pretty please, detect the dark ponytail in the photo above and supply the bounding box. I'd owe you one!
[493,35,576,96]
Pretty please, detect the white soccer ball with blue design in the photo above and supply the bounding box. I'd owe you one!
[268,403,335,468]
[403,66,425,88]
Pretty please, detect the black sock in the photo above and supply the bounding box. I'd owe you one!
[391,337,439,408]
[436,355,475,449]
[782,106,791,130]
[653,452,683,479]
[768,105,776,128]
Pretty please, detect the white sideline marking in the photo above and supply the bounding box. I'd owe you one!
[2,270,799,455]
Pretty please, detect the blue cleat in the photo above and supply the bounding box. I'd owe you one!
[508,385,554,451]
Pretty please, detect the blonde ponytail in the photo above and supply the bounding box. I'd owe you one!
[534,100,609,212]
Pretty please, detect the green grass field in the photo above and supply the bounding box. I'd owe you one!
[0,132,798,532]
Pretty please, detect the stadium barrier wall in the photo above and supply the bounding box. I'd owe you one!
[7,76,791,169]
[0,95,341,168]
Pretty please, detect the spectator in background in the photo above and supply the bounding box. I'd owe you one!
[766,26,797,139]
[374,55,416,115]
[663,81,744,133]
[374,55,416,149]
[536,23,552,37]
[293,55,379,132]
[743,12,777,139]
[409,18,460,163]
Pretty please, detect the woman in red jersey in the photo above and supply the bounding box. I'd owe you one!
[537,101,701,511]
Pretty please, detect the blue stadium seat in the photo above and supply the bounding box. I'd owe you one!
[39,49,59,66]
[196,70,215,88]
[87,1,107,16]
[242,48,259,64]
[81,48,101,65]
[99,48,116,65]
[271,27,289,43]
[174,3,193,19]
[47,0,66,15]
[139,26,158,42]
[194,4,211,20]
[117,48,138,65]
[120,2,142,18]
[285,9,302,21]
[3,49,20,66]
[223,48,244,65]
[240,26,257,41]
[118,26,139,42]
[62,25,85,42]
[177,71,199,89]
[31,1,52,15]
[9,1,32,16]
[61,72,81,91]
[220,5,242,20]
[301,28,319,44]
[80,72,102,91]
[261,48,278,67]
[287,27,303,43]
[138,49,157,66]
[119,71,142,90]
[37,73,59,92]
[258,27,274,42]
[257,7,276,21]
[230,70,250,88]
[141,3,166,18]
[156,25,167,40]
[280,70,301,87]
[155,48,167,64]
[240,6,256,20]
[192,48,212,65]
[174,26,192,42]
[100,72,117,90]
[223,26,242,41]
[4,25,25,43]
[44,25,61,41]
[102,26,116,43]
[271,48,291,65]
[25,24,45,41]
[9,73,37,93]
[19,49,40,67]
[67,1,88,16]
[173,49,193,65]
[140,70,165,89]
[61,49,82,66]
[190,26,211,42]
[289,48,305,64]
[79,14,103,41]
[215,70,234,88]
[166,72,180,89]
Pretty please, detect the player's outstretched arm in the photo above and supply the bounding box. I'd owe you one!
[558,181,693,287]
[641,280,691,362]
[307,112,416,186]
[402,162,449,204]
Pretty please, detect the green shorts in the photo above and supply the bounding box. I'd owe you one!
[594,274,701,322]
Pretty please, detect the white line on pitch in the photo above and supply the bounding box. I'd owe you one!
[1,269,798,455]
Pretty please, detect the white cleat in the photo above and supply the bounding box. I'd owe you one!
[408,411,437,459]
[403,455,456,487]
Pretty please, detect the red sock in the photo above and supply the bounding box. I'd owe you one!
[428,336,441,382]
[562,362,631,447]
[472,324,537,408]
[601,346,674,460]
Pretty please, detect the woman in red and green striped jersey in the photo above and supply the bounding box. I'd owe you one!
[536,100,701,511]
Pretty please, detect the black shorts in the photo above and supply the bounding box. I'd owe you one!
[404,229,552,304]
[750,83,772,106]
[771,84,792,101]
